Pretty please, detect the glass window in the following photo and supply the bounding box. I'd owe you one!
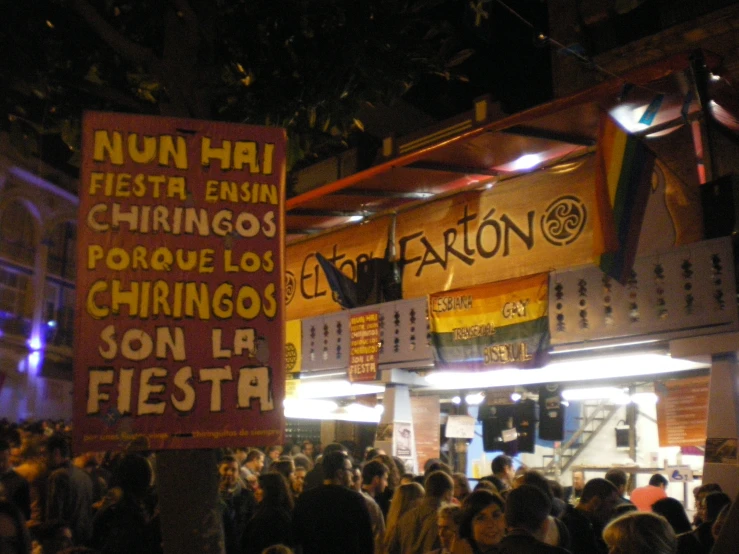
[0,200,36,266]
[46,221,76,280]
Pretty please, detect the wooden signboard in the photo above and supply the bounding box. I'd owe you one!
[412,395,441,471]
[656,376,710,447]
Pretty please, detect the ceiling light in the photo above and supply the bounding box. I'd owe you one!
[424,353,706,391]
[347,215,365,223]
[562,387,626,401]
[465,392,486,405]
[296,378,385,399]
[510,392,522,402]
[509,154,543,171]
[451,396,461,405]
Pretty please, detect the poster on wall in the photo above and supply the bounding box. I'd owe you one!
[656,376,709,448]
[74,111,286,451]
[428,273,550,369]
[348,311,379,382]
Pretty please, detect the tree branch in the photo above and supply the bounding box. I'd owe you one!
[69,0,159,68]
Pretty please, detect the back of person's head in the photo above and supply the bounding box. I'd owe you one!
[648,473,668,488]
[603,512,676,554]
[438,503,463,524]
[362,459,388,485]
[261,545,293,554]
[424,470,454,499]
[516,470,554,501]
[46,433,71,459]
[424,458,443,473]
[474,479,499,494]
[580,477,617,503]
[491,455,512,475]
[322,442,348,458]
[365,448,382,462]
[114,453,152,497]
[258,472,294,511]
[605,468,628,490]
[322,450,349,479]
[505,485,551,534]
[703,491,731,522]
[245,448,264,463]
[651,497,692,534]
[459,490,505,540]
[0,438,9,453]
[292,453,313,471]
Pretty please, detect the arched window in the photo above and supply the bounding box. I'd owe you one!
[0,200,36,267]
[46,221,77,281]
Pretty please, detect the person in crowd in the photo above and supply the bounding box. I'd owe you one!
[473,480,499,494]
[216,455,257,554]
[371,453,401,519]
[498,485,571,553]
[300,441,316,461]
[291,466,307,500]
[604,468,632,509]
[480,455,515,495]
[651,497,693,535]
[383,482,424,553]
[242,472,293,554]
[603,511,676,554]
[678,491,731,553]
[75,453,111,511]
[261,546,292,554]
[269,458,296,495]
[361,460,389,513]
[45,434,94,546]
[358,461,386,554]
[301,442,347,493]
[0,439,30,521]
[564,470,585,505]
[12,434,48,530]
[711,503,730,543]
[91,453,161,554]
[452,473,471,505]
[629,473,668,512]
[561,478,619,554]
[514,470,570,550]
[263,446,283,472]
[387,471,454,554]
[400,473,416,486]
[291,453,313,473]
[292,450,373,554]
[364,448,385,463]
[243,450,265,482]
[428,504,462,554]
[453,489,506,554]
[691,483,722,527]
[0,500,32,554]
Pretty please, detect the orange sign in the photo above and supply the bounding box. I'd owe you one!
[349,312,380,382]
[656,376,709,447]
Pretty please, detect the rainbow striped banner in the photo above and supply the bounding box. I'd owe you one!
[593,112,656,283]
[428,273,550,370]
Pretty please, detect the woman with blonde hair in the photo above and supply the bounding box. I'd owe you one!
[603,512,677,554]
[383,482,424,551]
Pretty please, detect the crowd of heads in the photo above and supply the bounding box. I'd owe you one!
[1,419,736,554]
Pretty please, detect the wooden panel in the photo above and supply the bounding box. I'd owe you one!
[656,376,710,447]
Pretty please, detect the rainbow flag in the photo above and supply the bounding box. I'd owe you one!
[593,112,656,283]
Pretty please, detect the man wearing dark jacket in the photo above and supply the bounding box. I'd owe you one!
[561,478,618,554]
[45,433,94,546]
[293,450,373,554]
[0,438,31,520]
[498,485,571,553]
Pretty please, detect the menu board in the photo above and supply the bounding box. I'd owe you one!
[656,376,709,447]
[412,396,441,471]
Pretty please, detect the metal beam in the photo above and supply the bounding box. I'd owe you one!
[502,126,596,146]
[288,208,374,217]
[329,188,434,200]
[406,161,499,176]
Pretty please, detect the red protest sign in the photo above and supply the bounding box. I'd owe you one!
[74,112,286,451]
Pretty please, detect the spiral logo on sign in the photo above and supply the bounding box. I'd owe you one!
[540,195,587,246]
[285,271,296,305]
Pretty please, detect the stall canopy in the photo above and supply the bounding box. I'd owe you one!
[286,50,737,244]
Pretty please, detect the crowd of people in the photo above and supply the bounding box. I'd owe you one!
[0,419,734,554]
